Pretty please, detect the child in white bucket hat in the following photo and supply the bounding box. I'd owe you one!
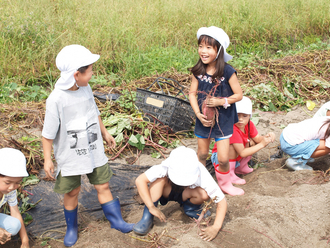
[133,146,227,241]
[42,45,133,247]
[0,148,29,247]
[189,26,243,196]
[212,96,275,192]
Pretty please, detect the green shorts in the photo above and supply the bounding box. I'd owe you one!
[54,163,113,194]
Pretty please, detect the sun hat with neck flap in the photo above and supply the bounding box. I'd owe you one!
[55,44,100,90]
[166,146,201,186]
[0,148,28,177]
[197,26,233,62]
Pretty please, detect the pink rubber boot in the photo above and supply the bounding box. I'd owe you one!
[229,161,246,185]
[214,163,244,196]
[235,156,253,175]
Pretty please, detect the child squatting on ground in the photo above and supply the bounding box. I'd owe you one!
[0,148,30,248]
[42,45,134,247]
[133,146,227,242]
[211,96,275,195]
[281,116,330,171]
[314,101,330,118]
[189,26,243,196]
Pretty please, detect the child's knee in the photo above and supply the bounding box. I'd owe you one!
[6,217,21,236]
[200,190,209,202]
[94,182,109,192]
[198,152,208,162]
[66,186,81,197]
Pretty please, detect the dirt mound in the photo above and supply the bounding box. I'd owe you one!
[4,99,330,248]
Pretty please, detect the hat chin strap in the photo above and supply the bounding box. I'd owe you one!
[214,45,222,61]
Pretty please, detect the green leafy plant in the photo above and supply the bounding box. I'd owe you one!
[116,89,136,112]
[128,134,145,151]
[151,151,161,159]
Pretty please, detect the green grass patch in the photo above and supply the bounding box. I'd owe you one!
[1,0,329,86]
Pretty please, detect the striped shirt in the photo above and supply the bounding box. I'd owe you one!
[0,190,18,208]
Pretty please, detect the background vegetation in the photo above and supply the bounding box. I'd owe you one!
[1,0,329,89]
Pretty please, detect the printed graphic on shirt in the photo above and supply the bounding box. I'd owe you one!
[64,99,99,155]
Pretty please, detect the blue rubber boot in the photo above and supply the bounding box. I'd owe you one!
[63,206,78,247]
[101,197,134,233]
[133,201,158,235]
[183,199,211,219]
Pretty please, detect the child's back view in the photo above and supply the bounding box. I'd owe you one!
[42,45,133,247]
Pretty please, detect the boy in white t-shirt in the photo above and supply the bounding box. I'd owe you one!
[42,45,133,247]
[133,146,227,242]
[0,148,29,247]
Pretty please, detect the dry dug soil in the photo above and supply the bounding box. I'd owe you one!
[5,102,330,248]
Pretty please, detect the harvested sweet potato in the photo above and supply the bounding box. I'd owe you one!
[202,97,215,121]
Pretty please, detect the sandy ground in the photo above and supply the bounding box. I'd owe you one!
[5,101,330,248]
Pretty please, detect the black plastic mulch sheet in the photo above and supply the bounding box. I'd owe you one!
[25,163,150,238]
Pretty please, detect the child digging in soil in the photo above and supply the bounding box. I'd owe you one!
[0,148,29,248]
[211,96,275,194]
[189,26,243,196]
[133,146,227,241]
[42,45,134,247]
[281,116,330,170]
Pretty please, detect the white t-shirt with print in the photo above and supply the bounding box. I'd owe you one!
[145,160,225,203]
[282,116,330,147]
[42,85,108,177]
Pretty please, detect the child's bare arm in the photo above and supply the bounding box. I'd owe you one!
[10,205,29,248]
[227,73,243,104]
[207,73,243,108]
[251,132,275,145]
[42,137,55,179]
[199,197,227,241]
[98,116,116,149]
[135,174,166,222]
[233,136,272,158]
[189,76,213,127]
[189,76,200,114]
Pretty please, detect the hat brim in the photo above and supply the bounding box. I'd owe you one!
[168,169,199,186]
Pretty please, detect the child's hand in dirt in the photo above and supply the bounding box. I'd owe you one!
[20,241,30,248]
[44,159,55,179]
[265,132,276,142]
[0,228,11,245]
[199,225,219,241]
[197,113,214,127]
[149,206,166,222]
[102,131,116,149]
[261,135,273,147]
[206,97,221,108]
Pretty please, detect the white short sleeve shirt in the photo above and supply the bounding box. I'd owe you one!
[145,160,225,203]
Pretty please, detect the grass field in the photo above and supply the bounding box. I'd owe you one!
[1,0,329,87]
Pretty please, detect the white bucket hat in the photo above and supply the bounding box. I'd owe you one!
[236,96,252,117]
[0,148,28,177]
[166,146,201,186]
[55,44,100,90]
[197,26,233,62]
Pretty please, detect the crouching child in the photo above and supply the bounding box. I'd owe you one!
[133,146,227,241]
[0,148,30,248]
